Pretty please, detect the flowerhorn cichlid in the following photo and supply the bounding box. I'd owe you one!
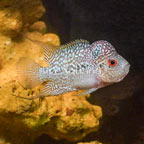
[16,39,130,99]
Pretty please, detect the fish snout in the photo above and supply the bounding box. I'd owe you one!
[116,63,130,82]
[124,63,130,73]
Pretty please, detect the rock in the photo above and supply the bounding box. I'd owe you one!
[0,31,102,144]
[0,138,11,144]
[29,21,47,34]
[0,0,45,37]
[78,141,102,144]
[0,0,102,143]
[19,0,45,28]
[0,9,22,37]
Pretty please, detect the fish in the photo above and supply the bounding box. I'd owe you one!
[16,38,130,99]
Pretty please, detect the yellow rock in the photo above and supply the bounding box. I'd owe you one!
[0,138,11,144]
[0,9,22,37]
[29,21,47,33]
[0,30,102,143]
[0,0,45,37]
[0,0,103,144]
[78,141,103,144]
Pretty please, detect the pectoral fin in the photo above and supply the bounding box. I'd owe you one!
[78,88,98,96]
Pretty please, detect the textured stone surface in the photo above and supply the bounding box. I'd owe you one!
[0,0,45,37]
[0,31,102,144]
[78,141,102,144]
[29,21,47,33]
[0,1,102,143]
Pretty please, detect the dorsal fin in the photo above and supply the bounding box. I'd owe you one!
[25,37,58,63]
[25,37,90,64]
[59,39,90,50]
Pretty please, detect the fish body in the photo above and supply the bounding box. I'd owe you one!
[17,39,130,99]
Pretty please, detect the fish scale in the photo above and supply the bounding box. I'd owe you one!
[16,39,130,99]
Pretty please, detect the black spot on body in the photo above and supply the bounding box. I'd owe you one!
[67,65,76,73]
[81,64,87,69]
[76,64,81,71]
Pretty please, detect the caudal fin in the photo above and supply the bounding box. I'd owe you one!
[16,58,41,88]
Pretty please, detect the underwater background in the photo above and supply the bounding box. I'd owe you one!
[0,0,143,144]
[35,0,144,144]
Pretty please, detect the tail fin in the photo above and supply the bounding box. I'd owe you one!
[16,58,41,88]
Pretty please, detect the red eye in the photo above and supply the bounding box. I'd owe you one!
[108,59,117,66]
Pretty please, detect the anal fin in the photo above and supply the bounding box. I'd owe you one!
[14,81,72,100]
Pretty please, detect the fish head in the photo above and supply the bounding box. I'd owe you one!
[91,40,130,83]
[97,54,130,83]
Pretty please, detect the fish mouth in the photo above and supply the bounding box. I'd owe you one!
[116,63,130,82]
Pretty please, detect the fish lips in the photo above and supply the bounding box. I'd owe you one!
[116,63,130,82]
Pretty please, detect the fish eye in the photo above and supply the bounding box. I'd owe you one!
[108,59,117,66]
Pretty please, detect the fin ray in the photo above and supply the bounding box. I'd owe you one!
[26,37,90,65]
[14,80,73,100]
[77,88,98,96]
[59,39,90,51]
[16,58,41,88]
[25,37,58,64]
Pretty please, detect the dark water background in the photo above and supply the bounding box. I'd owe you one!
[35,0,144,144]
